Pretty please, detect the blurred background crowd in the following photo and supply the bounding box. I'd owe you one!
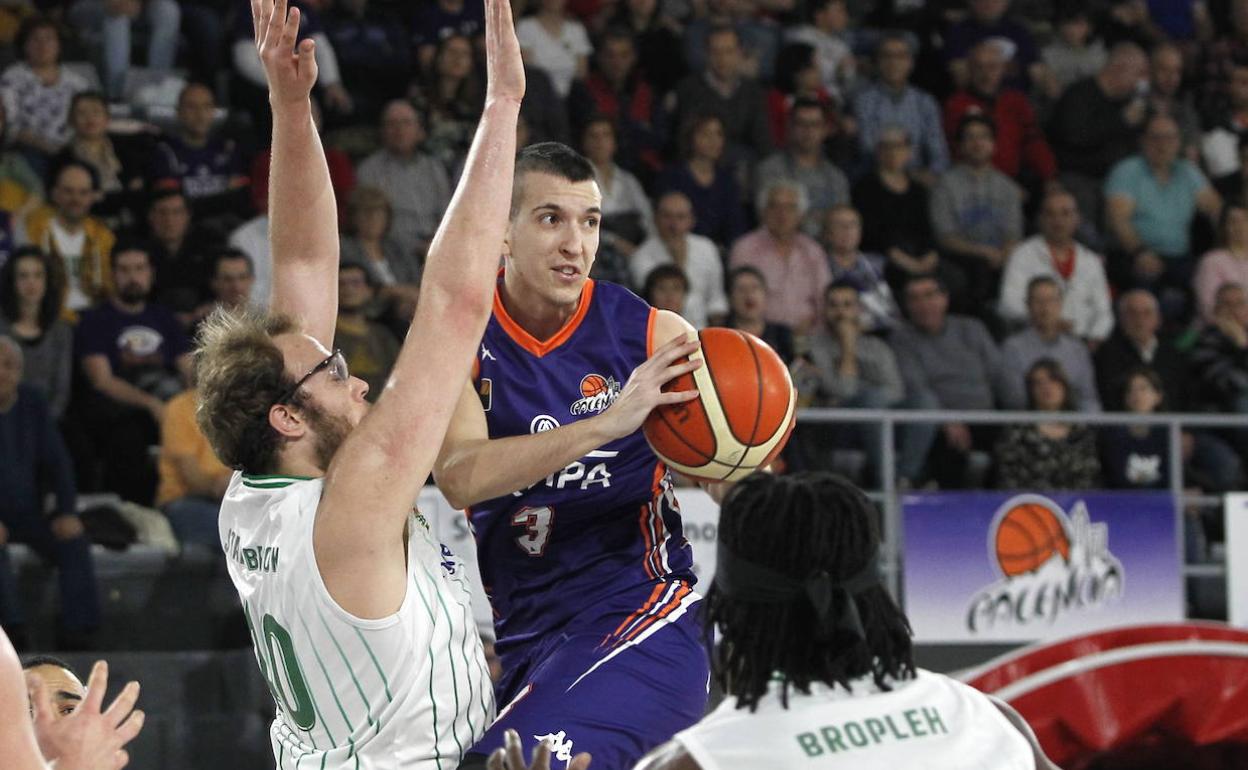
[2,0,1247,647]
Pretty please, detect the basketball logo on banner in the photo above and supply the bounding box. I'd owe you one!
[968,494,1124,633]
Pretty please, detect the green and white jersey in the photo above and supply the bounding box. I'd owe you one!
[674,668,1032,770]
[220,472,495,770]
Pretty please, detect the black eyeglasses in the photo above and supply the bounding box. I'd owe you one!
[276,349,349,405]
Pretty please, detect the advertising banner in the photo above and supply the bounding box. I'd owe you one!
[903,491,1182,643]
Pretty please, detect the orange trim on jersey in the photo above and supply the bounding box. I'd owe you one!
[620,583,692,643]
[645,306,658,357]
[610,583,666,638]
[492,277,596,358]
[638,505,657,580]
[471,355,480,381]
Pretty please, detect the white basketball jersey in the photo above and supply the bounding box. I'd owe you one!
[220,472,495,770]
[674,669,1033,770]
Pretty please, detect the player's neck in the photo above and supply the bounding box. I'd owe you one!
[274,449,325,480]
[500,278,581,342]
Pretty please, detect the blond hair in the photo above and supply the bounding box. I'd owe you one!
[194,305,299,473]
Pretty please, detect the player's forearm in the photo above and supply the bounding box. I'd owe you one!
[419,98,521,317]
[436,416,616,509]
[269,103,336,271]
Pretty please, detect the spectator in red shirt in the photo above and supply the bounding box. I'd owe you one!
[567,27,666,180]
[943,39,1055,186]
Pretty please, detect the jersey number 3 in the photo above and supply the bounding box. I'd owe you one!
[512,506,554,557]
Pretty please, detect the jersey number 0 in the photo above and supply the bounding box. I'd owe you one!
[247,609,318,731]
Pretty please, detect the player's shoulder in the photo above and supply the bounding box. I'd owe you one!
[591,277,649,309]
[227,473,323,510]
[635,739,704,770]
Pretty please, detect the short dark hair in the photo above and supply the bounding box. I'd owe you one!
[212,247,254,277]
[825,277,860,301]
[1122,365,1166,410]
[16,15,59,55]
[790,97,827,120]
[339,259,376,288]
[707,472,914,710]
[147,187,187,211]
[69,90,108,115]
[727,265,766,293]
[1026,275,1061,301]
[642,264,689,302]
[0,247,65,330]
[956,113,996,144]
[49,159,99,192]
[902,272,946,298]
[510,142,597,219]
[21,654,75,674]
[110,240,151,273]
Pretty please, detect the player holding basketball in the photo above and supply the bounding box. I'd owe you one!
[633,472,1061,770]
[195,0,526,766]
[434,143,710,769]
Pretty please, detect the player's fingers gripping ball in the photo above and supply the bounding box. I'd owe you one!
[643,328,797,481]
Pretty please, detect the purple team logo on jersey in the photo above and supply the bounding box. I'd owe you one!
[570,374,622,416]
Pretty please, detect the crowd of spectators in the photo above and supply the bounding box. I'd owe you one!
[3,0,1248,645]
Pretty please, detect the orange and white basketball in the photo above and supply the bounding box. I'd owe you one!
[994,502,1072,577]
[643,328,797,482]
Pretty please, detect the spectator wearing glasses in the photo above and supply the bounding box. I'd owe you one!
[851,32,949,187]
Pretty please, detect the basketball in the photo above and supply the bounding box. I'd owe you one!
[581,374,609,398]
[994,502,1072,577]
[643,328,797,482]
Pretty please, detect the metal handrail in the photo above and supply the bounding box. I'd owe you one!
[786,407,1239,613]
[794,407,1248,428]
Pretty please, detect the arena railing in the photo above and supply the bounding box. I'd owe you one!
[793,407,1245,611]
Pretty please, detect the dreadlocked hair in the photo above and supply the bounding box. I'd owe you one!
[705,471,915,711]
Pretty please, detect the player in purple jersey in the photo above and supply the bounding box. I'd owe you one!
[435,143,712,769]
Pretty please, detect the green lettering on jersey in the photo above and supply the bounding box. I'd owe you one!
[864,718,888,744]
[804,704,950,758]
[923,707,948,735]
[844,722,869,748]
[905,709,927,738]
[796,732,823,757]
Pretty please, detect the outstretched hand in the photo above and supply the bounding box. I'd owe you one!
[487,729,591,770]
[251,0,318,107]
[484,0,525,104]
[31,661,144,770]
[600,335,702,441]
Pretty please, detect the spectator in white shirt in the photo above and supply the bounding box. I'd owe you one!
[998,189,1113,344]
[631,191,728,328]
[516,0,592,99]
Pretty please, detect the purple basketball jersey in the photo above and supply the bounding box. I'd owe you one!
[470,278,695,668]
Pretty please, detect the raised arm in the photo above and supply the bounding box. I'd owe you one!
[312,0,528,618]
[253,0,339,347]
[434,310,699,510]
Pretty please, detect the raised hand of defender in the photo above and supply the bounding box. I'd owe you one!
[601,335,702,440]
[487,729,591,770]
[484,0,525,104]
[32,661,144,770]
[251,0,318,107]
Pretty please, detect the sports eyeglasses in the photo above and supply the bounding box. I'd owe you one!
[276,349,349,405]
